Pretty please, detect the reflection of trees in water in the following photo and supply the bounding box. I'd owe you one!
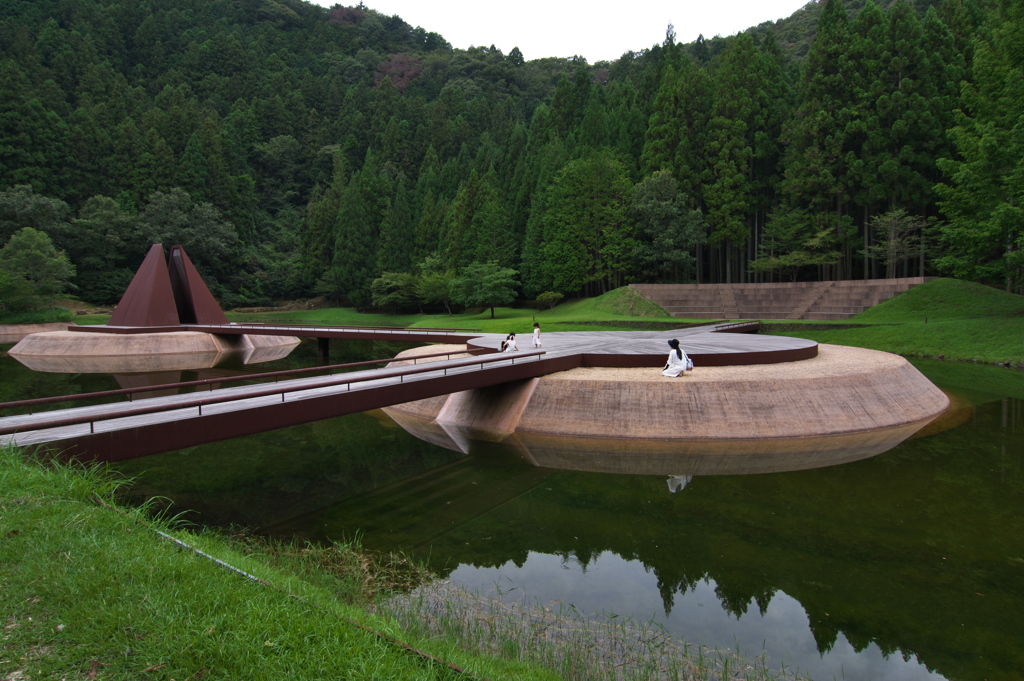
[424,402,1024,681]
[0,360,118,415]
[115,411,463,530]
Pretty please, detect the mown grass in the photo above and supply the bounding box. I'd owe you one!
[769,278,1024,365]
[0,306,74,325]
[224,286,676,334]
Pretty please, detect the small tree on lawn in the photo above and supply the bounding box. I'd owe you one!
[536,291,564,310]
[449,261,519,318]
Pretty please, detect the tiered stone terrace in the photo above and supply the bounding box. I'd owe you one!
[631,277,932,321]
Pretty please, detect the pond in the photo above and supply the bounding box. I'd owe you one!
[3,338,1022,681]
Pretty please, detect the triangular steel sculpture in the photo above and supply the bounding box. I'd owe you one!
[108,244,228,327]
[167,245,228,325]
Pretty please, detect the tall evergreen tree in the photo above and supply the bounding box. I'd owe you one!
[302,153,347,287]
[780,0,859,279]
[541,150,634,294]
[376,177,414,273]
[935,0,1024,291]
[332,169,380,305]
[704,34,767,282]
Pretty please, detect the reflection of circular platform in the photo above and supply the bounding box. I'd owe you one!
[383,343,951,474]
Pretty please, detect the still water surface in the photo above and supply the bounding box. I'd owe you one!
[3,339,1022,681]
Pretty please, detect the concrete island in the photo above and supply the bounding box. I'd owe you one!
[382,329,953,476]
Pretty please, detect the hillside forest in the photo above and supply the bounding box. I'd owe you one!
[0,0,1022,313]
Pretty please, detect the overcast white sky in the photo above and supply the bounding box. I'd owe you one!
[311,1,810,64]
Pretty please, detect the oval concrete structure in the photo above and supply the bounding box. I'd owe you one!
[383,343,951,474]
[8,330,299,373]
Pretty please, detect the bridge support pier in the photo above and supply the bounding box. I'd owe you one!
[317,337,329,363]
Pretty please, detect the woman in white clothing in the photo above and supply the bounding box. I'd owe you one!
[662,338,691,377]
[532,322,541,347]
[503,332,519,352]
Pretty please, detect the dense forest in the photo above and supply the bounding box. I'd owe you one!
[0,0,1021,313]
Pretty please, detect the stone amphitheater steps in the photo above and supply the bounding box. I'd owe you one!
[632,277,932,321]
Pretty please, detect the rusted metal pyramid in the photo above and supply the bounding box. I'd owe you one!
[108,244,228,327]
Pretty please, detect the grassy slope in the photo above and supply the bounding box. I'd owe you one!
[0,446,556,681]
[771,278,1024,364]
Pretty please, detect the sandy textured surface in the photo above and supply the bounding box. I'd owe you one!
[385,343,950,443]
[544,343,903,382]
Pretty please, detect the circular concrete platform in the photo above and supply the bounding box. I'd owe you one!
[383,343,951,474]
[467,324,818,366]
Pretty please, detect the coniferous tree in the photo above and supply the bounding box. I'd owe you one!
[177,133,209,202]
[332,169,380,305]
[302,153,348,287]
[704,33,767,282]
[629,170,705,282]
[780,0,859,279]
[935,0,1024,291]
[376,177,414,274]
[542,150,634,294]
[672,57,714,211]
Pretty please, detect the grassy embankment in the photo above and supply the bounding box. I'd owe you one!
[0,444,557,681]
[67,286,671,331]
[765,277,1024,365]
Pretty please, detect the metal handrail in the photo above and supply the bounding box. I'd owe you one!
[223,322,481,333]
[0,348,489,414]
[0,350,546,437]
[714,321,761,332]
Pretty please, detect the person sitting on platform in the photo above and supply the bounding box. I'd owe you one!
[503,332,519,353]
[662,338,692,377]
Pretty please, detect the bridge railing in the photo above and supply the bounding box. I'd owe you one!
[0,350,546,437]
[208,323,481,333]
[713,321,762,333]
[0,348,488,416]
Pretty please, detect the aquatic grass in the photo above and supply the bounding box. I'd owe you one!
[375,580,807,681]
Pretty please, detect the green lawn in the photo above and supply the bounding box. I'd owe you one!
[224,286,676,333]
[769,278,1024,365]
